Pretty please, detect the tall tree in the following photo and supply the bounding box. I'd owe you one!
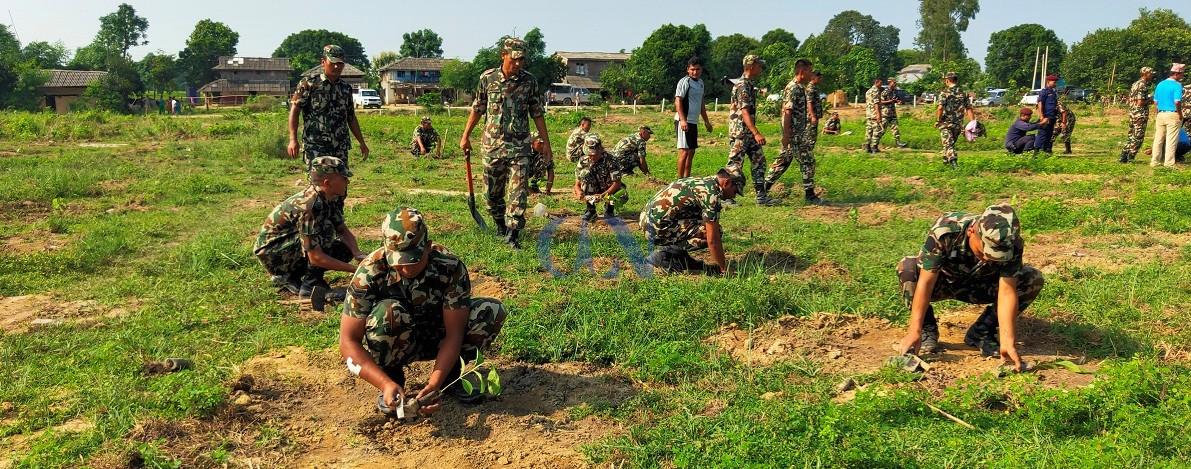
[177,19,239,87]
[837,46,881,96]
[439,59,479,97]
[69,43,110,71]
[605,24,713,101]
[139,52,177,99]
[915,0,980,62]
[84,56,144,113]
[273,29,369,85]
[95,3,149,58]
[399,29,444,58]
[984,24,1064,88]
[1066,8,1191,94]
[760,28,799,51]
[821,10,902,77]
[21,41,70,69]
[373,51,400,70]
[709,33,760,82]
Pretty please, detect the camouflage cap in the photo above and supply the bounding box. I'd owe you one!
[323,45,345,64]
[944,71,959,80]
[584,132,603,151]
[638,125,653,135]
[742,54,765,66]
[421,116,432,123]
[977,204,1020,263]
[1141,66,1154,74]
[382,207,429,266]
[503,38,527,59]
[724,167,745,191]
[310,156,352,178]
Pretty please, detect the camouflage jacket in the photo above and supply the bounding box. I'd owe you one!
[642,176,723,227]
[879,86,898,117]
[1182,84,1191,120]
[471,67,545,158]
[253,185,345,257]
[938,84,972,128]
[729,77,759,139]
[916,212,1024,282]
[611,133,648,164]
[865,85,882,120]
[566,127,589,162]
[293,74,355,156]
[1056,101,1076,127]
[413,126,439,146]
[781,78,809,131]
[576,151,623,194]
[345,243,471,320]
[806,82,824,121]
[1128,78,1152,111]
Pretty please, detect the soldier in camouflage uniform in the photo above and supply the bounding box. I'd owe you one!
[896,204,1045,372]
[805,71,825,148]
[1050,100,1076,154]
[410,117,442,157]
[254,156,364,305]
[526,132,555,195]
[610,126,654,176]
[727,54,776,206]
[1180,82,1191,145]
[934,72,975,168]
[864,78,884,153]
[461,38,553,249]
[565,117,593,163]
[641,168,742,275]
[881,77,909,148]
[341,207,508,415]
[764,59,822,204]
[1121,67,1155,163]
[573,133,628,221]
[288,45,370,170]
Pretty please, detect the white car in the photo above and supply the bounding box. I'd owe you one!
[353,88,382,109]
[1019,89,1042,106]
[978,89,1007,106]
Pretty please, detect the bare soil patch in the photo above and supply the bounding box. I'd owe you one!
[2,230,72,255]
[113,347,632,468]
[1026,231,1191,274]
[797,202,938,226]
[0,295,133,333]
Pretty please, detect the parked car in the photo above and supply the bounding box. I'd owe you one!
[1064,87,1098,103]
[977,89,1007,107]
[352,88,382,109]
[1019,89,1042,106]
[920,92,937,104]
[547,83,592,105]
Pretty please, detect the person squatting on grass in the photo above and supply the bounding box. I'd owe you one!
[641,168,743,276]
[1005,108,1040,155]
[410,116,442,158]
[527,132,555,195]
[340,207,508,417]
[565,117,593,163]
[895,204,1045,372]
[253,157,365,307]
[573,133,628,222]
[610,125,654,176]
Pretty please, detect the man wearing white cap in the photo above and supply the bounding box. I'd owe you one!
[1152,63,1185,167]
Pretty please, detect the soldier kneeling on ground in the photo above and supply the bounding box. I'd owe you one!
[573,133,628,221]
[410,117,442,158]
[896,204,1044,372]
[640,168,742,276]
[340,207,508,417]
[253,156,364,309]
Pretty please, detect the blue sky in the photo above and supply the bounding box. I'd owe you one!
[4,0,1186,67]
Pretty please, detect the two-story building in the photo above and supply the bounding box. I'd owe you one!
[301,63,367,92]
[377,57,447,105]
[552,51,631,93]
[198,56,291,104]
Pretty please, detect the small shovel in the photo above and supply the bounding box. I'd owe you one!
[464,149,488,230]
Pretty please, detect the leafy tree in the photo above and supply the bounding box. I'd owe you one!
[821,10,902,77]
[273,29,369,85]
[21,41,70,69]
[0,25,22,105]
[0,25,51,110]
[399,29,444,58]
[439,59,478,96]
[760,28,799,50]
[837,46,881,96]
[139,52,177,99]
[606,24,713,101]
[69,43,110,70]
[984,24,1064,89]
[177,19,239,87]
[95,3,149,58]
[460,28,564,93]
[83,56,144,113]
[915,0,980,62]
[373,51,400,70]
[1065,8,1191,94]
[709,33,760,84]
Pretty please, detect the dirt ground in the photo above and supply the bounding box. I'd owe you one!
[95,347,634,468]
[0,294,132,334]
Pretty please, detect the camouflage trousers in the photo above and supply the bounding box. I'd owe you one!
[881,115,901,141]
[864,118,883,147]
[362,297,507,377]
[766,141,815,190]
[527,153,555,191]
[896,256,1045,313]
[257,240,353,288]
[939,125,962,163]
[613,153,645,175]
[410,137,437,156]
[640,214,708,252]
[1051,120,1076,145]
[484,154,530,230]
[805,122,820,149]
[726,136,767,195]
[1122,110,1149,158]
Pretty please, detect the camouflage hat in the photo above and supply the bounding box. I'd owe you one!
[944,71,958,80]
[977,204,1020,263]
[1141,66,1154,74]
[310,156,352,178]
[638,125,653,135]
[323,45,345,64]
[382,207,429,266]
[584,132,603,151]
[503,38,527,59]
[742,54,765,66]
[421,116,431,123]
[724,167,745,191]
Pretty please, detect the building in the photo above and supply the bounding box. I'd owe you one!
[897,64,933,84]
[377,57,447,104]
[198,56,291,104]
[552,51,631,92]
[300,62,367,93]
[40,69,107,113]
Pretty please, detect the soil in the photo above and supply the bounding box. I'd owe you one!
[1026,231,1191,274]
[797,202,940,226]
[108,347,634,468]
[707,309,1100,394]
[0,295,133,334]
[2,230,72,255]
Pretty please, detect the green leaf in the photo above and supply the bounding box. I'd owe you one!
[1056,360,1089,374]
[488,381,502,397]
[474,349,485,367]
[461,378,473,395]
[487,369,502,397]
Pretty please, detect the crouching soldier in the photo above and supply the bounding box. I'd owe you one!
[340,207,508,416]
[640,168,742,275]
[896,204,1045,372]
[573,133,628,221]
[410,117,442,158]
[611,126,654,176]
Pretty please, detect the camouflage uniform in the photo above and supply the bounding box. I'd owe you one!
[937,83,972,164]
[611,131,649,175]
[470,43,545,231]
[577,134,628,213]
[879,86,902,142]
[864,84,884,149]
[727,75,767,196]
[1122,75,1152,161]
[527,132,554,193]
[292,72,356,169]
[1181,83,1191,137]
[640,176,723,251]
[765,77,809,187]
[410,125,439,156]
[1050,101,1076,149]
[565,126,589,163]
[806,81,824,148]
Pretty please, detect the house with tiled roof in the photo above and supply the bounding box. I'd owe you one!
[377,57,448,104]
[552,51,631,91]
[300,62,367,93]
[40,69,107,113]
[198,56,292,104]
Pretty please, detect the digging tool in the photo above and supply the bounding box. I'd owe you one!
[464,149,488,230]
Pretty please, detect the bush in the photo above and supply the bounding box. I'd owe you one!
[416,91,444,114]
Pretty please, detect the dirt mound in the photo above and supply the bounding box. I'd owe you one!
[797,259,852,282]
[707,310,1098,393]
[118,347,633,468]
[472,273,515,300]
[0,295,132,333]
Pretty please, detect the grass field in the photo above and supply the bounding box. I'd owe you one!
[2,102,1191,468]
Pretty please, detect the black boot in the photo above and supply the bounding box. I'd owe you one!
[603,203,615,218]
[920,305,941,354]
[495,218,508,236]
[1064,141,1072,154]
[581,203,597,222]
[505,229,521,250]
[1119,151,1129,163]
[646,245,682,272]
[763,181,773,192]
[864,143,872,153]
[964,305,1000,357]
[872,143,881,153]
[805,188,823,205]
[896,138,908,148]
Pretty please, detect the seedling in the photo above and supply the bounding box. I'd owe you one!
[397,349,502,418]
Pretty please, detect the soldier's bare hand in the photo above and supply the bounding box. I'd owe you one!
[287,140,299,158]
[898,332,921,355]
[754,133,767,146]
[359,142,370,161]
[381,381,405,413]
[415,386,442,416]
[1000,344,1023,372]
[459,138,472,154]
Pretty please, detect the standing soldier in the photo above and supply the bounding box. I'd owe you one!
[803,69,826,204]
[764,59,821,204]
[727,54,776,206]
[881,77,909,148]
[864,78,884,153]
[1050,100,1076,154]
[565,117,593,163]
[1180,80,1191,140]
[641,168,742,275]
[288,45,370,170]
[410,117,442,158]
[1033,74,1060,155]
[934,72,975,169]
[460,38,553,249]
[611,126,654,176]
[1121,67,1155,163]
[573,134,628,221]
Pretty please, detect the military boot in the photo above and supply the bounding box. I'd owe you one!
[805,188,824,205]
[864,143,872,153]
[896,138,908,148]
[495,218,508,236]
[964,305,1001,357]
[603,203,615,219]
[1064,141,1072,154]
[504,229,521,250]
[919,305,942,354]
[1119,151,1130,163]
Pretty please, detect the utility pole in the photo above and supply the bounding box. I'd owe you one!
[1032,47,1040,90]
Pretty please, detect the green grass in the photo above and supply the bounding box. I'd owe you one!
[2,104,1191,467]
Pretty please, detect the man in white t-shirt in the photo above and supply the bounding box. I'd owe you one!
[675,57,714,178]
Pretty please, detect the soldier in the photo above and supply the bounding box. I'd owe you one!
[727,54,777,206]
[340,207,508,415]
[410,117,442,158]
[460,38,553,249]
[573,133,628,221]
[1120,67,1155,163]
[565,117,593,163]
[896,204,1045,372]
[1033,74,1061,155]
[254,156,364,308]
[610,126,654,176]
[641,168,742,275]
[803,68,826,204]
[881,77,909,148]
[823,112,841,135]
[1050,100,1076,154]
[1182,81,1191,140]
[288,45,370,170]
[526,132,554,195]
[764,58,822,205]
[864,78,884,153]
[934,72,975,168]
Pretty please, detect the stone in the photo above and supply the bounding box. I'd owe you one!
[836,378,856,393]
[828,349,843,360]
